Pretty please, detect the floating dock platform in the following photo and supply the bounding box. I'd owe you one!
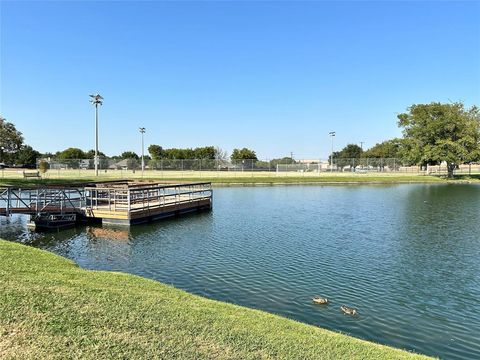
[0,181,212,229]
[84,181,212,225]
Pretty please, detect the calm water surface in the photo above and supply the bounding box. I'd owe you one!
[1,184,480,359]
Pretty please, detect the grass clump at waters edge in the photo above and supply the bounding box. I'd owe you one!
[0,240,433,359]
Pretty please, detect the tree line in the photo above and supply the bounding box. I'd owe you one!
[1,102,479,177]
[328,102,480,177]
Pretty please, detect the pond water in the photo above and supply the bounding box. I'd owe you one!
[1,184,480,359]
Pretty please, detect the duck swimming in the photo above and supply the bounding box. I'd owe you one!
[340,305,358,316]
[312,296,329,305]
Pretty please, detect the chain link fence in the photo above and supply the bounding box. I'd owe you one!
[29,158,472,173]
[36,157,409,172]
[1,158,477,179]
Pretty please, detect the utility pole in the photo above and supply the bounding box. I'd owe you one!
[360,141,364,151]
[89,94,104,176]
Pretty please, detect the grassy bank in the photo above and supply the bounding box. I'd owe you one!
[0,240,431,359]
[2,173,479,188]
[158,175,448,185]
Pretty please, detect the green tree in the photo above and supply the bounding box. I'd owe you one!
[38,160,49,173]
[364,139,403,159]
[163,148,188,159]
[148,145,164,160]
[231,148,258,161]
[0,117,24,164]
[148,145,219,161]
[56,148,86,168]
[340,144,363,159]
[397,102,480,178]
[181,148,195,159]
[85,149,106,159]
[15,145,41,166]
[57,147,86,159]
[193,146,215,159]
[120,151,139,159]
[328,144,363,169]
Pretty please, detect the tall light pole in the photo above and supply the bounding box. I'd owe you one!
[89,94,103,176]
[139,127,146,176]
[329,131,336,171]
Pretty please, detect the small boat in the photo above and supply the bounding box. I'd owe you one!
[312,296,329,305]
[340,305,358,316]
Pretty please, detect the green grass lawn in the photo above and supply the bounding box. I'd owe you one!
[0,240,432,359]
[2,173,478,188]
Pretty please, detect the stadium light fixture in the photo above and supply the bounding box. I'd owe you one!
[89,94,104,176]
[329,131,336,171]
[139,127,146,176]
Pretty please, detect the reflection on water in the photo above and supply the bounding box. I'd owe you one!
[1,184,480,360]
[86,226,130,241]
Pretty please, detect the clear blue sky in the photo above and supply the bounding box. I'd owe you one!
[1,1,479,159]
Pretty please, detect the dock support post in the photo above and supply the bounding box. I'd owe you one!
[127,188,131,212]
[6,187,11,216]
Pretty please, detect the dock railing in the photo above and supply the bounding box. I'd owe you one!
[0,186,85,216]
[84,182,212,213]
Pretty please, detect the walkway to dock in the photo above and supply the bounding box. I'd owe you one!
[0,186,84,215]
[0,181,213,228]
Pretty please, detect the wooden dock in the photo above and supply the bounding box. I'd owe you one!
[0,181,213,229]
[84,181,212,225]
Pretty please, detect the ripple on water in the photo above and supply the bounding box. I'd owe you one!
[1,184,480,360]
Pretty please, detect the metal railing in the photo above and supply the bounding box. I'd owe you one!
[0,187,85,216]
[84,182,212,213]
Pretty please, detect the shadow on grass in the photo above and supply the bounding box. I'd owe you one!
[453,174,480,180]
